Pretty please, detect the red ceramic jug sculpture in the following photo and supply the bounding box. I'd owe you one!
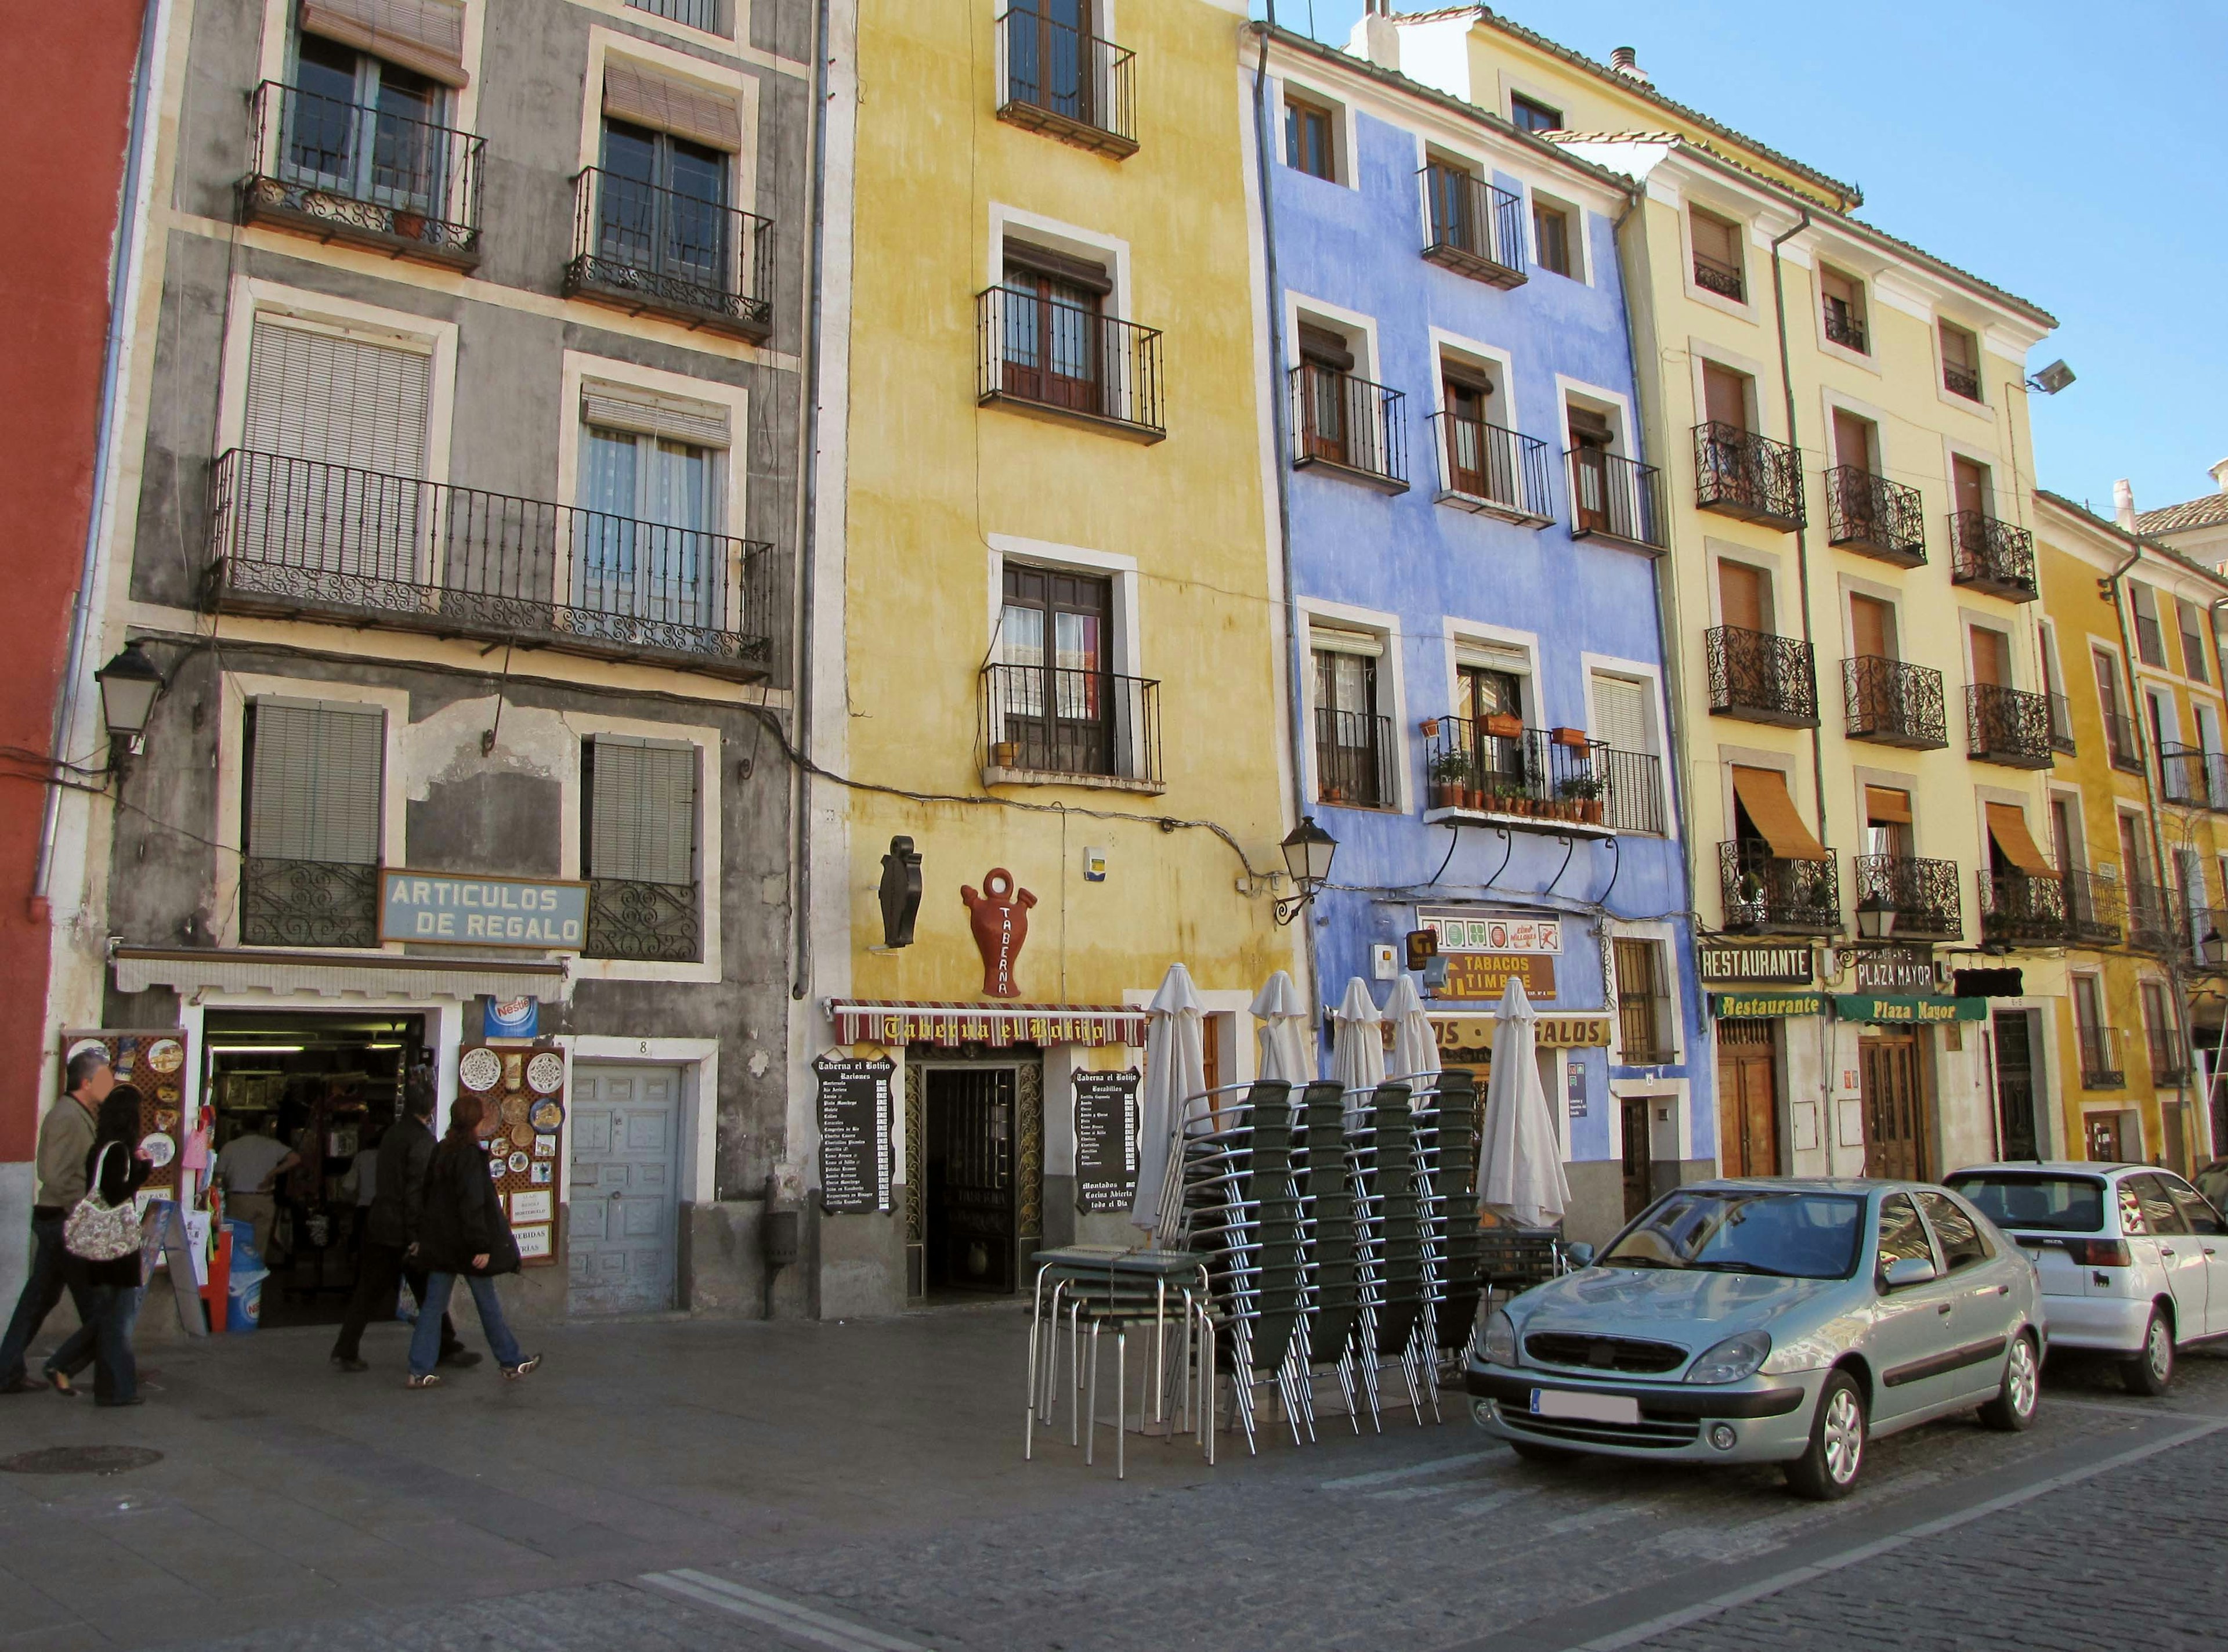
[961,868,1036,999]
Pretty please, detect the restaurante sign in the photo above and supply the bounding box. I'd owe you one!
[1697,944,1813,987]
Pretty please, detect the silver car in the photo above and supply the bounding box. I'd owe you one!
[1465,1179,2044,1499]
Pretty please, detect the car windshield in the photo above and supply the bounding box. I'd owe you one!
[1944,1173,2105,1234]
[1599,1189,1865,1280]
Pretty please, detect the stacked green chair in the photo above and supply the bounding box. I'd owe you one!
[1293,1079,1362,1432]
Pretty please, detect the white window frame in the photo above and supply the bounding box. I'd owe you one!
[987,204,1132,321]
[1678,197,1759,322]
[569,712,725,985]
[982,533,1144,688]
[1525,185,1589,285]
[1933,312,1992,415]
[257,0,489,133]
[1301,597,1407,814]
[1275,70,1357,189]
[1810,254,1881,374]
[580,28,759,216]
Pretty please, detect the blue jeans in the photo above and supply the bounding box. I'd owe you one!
[82,1284,141,1404]
[0,1212,95,1387]
[408,1272,522,1376]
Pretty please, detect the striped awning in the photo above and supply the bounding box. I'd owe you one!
[827,1000,1148,1049]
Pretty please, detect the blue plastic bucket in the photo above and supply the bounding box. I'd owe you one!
[226,1266,268,1333]
[223,1216,262,1275]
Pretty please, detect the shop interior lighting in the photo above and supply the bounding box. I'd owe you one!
[209,1044,305,1054]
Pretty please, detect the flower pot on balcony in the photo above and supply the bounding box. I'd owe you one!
[991,740,1019,769]
[392,210,428,243]
[1430,782,1460,810]
[1419,718,1441,739]
[1551,725,1590,750]
[1582,798,1604,825]
[1483,713,1524,739]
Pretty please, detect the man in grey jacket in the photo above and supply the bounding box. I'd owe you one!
[330,1078,472,1372]
[1,1049,114,1393]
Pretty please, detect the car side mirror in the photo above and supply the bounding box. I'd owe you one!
[1565,1242,1596,1268]
[1880,1255,1937,1290]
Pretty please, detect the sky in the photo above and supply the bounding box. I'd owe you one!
[1256,1,2227,521]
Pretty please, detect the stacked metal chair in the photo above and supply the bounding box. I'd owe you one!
[1426,1069,1486,1375]
[1291,1078,1363,1433]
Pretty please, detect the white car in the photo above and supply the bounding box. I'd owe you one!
[1945,1162,2228,1394]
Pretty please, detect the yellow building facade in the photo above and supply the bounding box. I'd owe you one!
[810,0,1294,1309]
[2034,491,2228,1173]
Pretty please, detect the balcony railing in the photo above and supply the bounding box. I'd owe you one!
[1707,626,1818,726]
[1966,683,2054,768]
[242,82,483,267]
[1291,366,1408,491]
[995,8,1137,157]
[2124,876,2176,955]
[1568,448,1666,552]
[1430,414,1551,522]
[1692,250,1744,302]
[2158,743,2228,811]
[2150,1028,2194,1086]
[1694,422,1804,530]
[1315,708,1396,808]
[1422,718,1665,835]
[2103,710,2144,773]
[1824,465,1925,565]
[1419,167,1527,287]
[2061,868,2124,948]
[624,0,723,29]
[1949,512,2039,601]
[2135,613,2168,668]
[2049,693,2075,755]
[208,450,780,681]
[239,856,381,949]
[976,287,1165,439]
[1979,867,2067,948]
[1720,840,1840,935]
[1822,304,1868,353]
[565,168,773,338]
[981,663,1162,789]
[585,878,702,962]
[2078,1025,2125,1090]
[1943,363,1983,402]
[1853,854,1962,941]
[1843,656,1947,749]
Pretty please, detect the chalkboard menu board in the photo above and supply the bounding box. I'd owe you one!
[815,1055,893,1214]
[1073,1068,1141,1214]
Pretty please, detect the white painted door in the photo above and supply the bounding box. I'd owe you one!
[569,1064,681,1314]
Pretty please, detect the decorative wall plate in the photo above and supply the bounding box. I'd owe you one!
[500,1096,530,1126]
[528,1097,565,1134]
[509,1122,536,1149]
[145,1039,185,1075]
[526,1051,565,1095]
[139,1133,175,1168]
[458,1048,502,1093]
[507,1150,530,1174]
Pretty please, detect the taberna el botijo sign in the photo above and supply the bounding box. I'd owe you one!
[379,869,589,950]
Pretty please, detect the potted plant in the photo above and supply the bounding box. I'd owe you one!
[991,740,1019,769]
[1428,748,1470,809]
[1551,725,1591,751]
[1419,717,1441,739]
[1482,711,1524,740]
[1559,773,1606,824]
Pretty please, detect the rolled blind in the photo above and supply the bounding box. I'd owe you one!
[300,0,469,87]
[1731,766,1828,862]
[1864,786,1913,825]
[1592,675,1649,755]
[580,381,730,447]
[243,318,430,478]
[588,738,697,886]
[603,62,741,151]
[247,701,385,864]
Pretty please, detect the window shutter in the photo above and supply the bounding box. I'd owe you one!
[243,319,431,478]
[603,62,741,151]
[1297,324,1355,373]
[300,0,469,87]
[588,738,697,886]
[1308,626,1382,659]
[1002,240,1114,295]
[247,702,385,864]
[1593,675,1650,755]
[580,381,732,447]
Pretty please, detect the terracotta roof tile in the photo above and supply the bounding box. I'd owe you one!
[2136,494,2228,536]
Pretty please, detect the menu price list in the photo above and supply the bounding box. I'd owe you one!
[816,1055,893,1214]
[1074,1068,1141,1214]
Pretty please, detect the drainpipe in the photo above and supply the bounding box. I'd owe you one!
[789,0,830,1002]
[32,0,163,909]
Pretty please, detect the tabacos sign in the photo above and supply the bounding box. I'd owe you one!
[1420,906,1561,1002]
[379,870,588,950]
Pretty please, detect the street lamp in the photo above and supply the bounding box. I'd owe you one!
[95,640,165,765]
[1274,816,1337,925]
[1854,891,1898,943]
[2201,926,2228,971]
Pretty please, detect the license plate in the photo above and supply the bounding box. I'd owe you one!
[1531,1387,1640,1425]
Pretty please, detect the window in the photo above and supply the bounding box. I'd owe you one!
[2161,1175,2226,1236]
[1969,625,2010,689]
[1510,92,1562,133]
[2142,979,2179,1081]
[577,385,727,630]
[1914,1190,1990,1271]
[1875,1193,1932,1270]
[1717,559,1773,634]
[624,0,724,32]
[1456,657,1527,793]
[1568,405,1616,534]
[997,565,1116,776]
[582,736,701,961]
[1863,786,1912,859]
[2096,649,2136,768]
[1940,320,1982,400]
[1284,93,1335,180]
[1613,939,1674,1063]
[1312,634,1387,806]
[240,699,385,948]
[1592,673,1651,755]
[1850,594,1896,663]
[2178,599,2211,683]
[997,239,1112,415]
[1831,408,1876,475]
[1688,207,1745,301]
[1532,198,1573,278]
[1952,454,1994,524]
[2127,1173,2187,1237]
[1293,321,1391,478]
[2131,583,2167,667]
[288,28,453,212]
[596,110,730,292]
[1701,361,1750,435]
[1438,359,1504,501]
[1818,265,1868,353]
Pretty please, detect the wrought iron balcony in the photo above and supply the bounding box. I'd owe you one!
[566,168,773,339]
[981,663,1162,791]
[1568,447,1666,552]
[239,856,380,949]
[2158,743,2228,811]
[1315,707,1396,808]
[1430,414,1551,522]
[976,287,1165,440]
[1943,363,1983,402]
[1855,855,1962,941]
[1419,167,1527,288]
[1843,656,1947,749]
[2103,710,2144,773]
[1979,867,2067,948]
[1822,303,1868,353]
[208,450,781,682]
[1824,465,1925,566]
[1694,422,1804,530]
[2061,868,2124,948]
[241,82,483,267]
[625,0,723,28]
[1291,366,1408,491]
[1692,249,1745,302]
[2049,693,2075,755]
[995,8,1137,157]
[1949,512,2038,601]
[1421,718,1664,836]
[585,879,701,962]
[2078,1025,2125,1090]
[2149,1025,2194,1086]
[1965,683,2053,768]
[2124,876,2176,955]
[1707,626,1818,726]
[1720,840,1840,935]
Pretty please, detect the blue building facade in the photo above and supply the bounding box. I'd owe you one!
[1249,32,1710,1242]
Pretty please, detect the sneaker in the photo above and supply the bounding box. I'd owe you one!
[332,1355,368,1373]
[405,1373,441,1390]
[501,1354,541,1380]
[436,1348,482,1369]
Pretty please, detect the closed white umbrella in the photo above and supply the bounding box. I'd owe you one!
[1478,978,1570,1229]
[1131,961,1207,1232]
[1329,977,1386,1121]
[1384,974,1440,1082]
[1250,969,1311,1085]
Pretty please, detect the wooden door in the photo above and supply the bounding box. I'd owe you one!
[1851,595,1892,661]
[1832,408,1875,472]
[1860,1032,1927,1181]
[1620,1095,1652,1219]
[568,1065,681,1315]
[1716,1020,1779,1177]
[1702,363,1748,432]
[1718,561,1768,634]
[1442,375,1495,498]
[1953,456,1990,520]
[2085,1111,2123,1162]
[924,1067,1018,1293]
[1000,565,1112,775]
[1992,1010,2038,1160]
[1970,626,2010,686]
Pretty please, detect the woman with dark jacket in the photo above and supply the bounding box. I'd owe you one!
[406,1094,538,1389]
[56,1086,153,1405]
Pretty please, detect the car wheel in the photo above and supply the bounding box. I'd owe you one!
[2121,1308,2175,1397]
[1785,1371,1866,1502]
[1508,1439,1576,1466]
[1979,1331,2039,1432]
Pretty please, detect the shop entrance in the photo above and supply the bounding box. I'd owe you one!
[569,1065,681,1315]
[924,1067,1021,1295]
[203,1008,426,1329]
[1715,1019,1779,1177]
[1991,1010,2039,1159]
[1860,1031,1928,1181]
[1619,1096,1652,1219]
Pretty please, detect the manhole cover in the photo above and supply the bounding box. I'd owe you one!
[1,1446,163,1476]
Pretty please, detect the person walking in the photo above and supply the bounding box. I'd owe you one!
[0,1048,113,1394]
[58,1086,154,1407]
[406,1094,538,1390]
[331,1080,474,1373]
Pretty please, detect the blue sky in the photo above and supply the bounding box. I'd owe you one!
[1257,2,2227,520]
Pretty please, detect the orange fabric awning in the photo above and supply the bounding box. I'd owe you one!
[1864,786,1914,825]
[1985,804,2054,876]
[1731,767,1829,861]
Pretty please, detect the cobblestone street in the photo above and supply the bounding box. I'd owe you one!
[2,1308,2223,1652]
